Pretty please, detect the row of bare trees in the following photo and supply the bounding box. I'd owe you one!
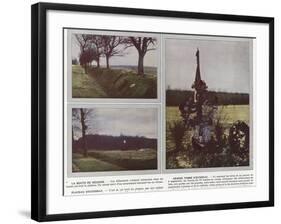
[75,34,156,75]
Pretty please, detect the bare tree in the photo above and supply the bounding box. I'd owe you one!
[75,34,92,54]
[75,34,104,70]
[102,36,124,68]
[124,37,156,75]
[72,108,94,157]
[79,48,95,73]
[75,34,92,73]
[90,36,103,68]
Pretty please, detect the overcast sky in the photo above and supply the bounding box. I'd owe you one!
[73,108,158,139]
[165,38,252,93]
[71,34,157,67]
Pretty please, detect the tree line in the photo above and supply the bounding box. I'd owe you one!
[73,134,157,152]
[74,34,156,75]
[166,89,249,106]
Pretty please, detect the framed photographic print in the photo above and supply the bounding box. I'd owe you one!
[31,2,274,222]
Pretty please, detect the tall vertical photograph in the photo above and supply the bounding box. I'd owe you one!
[70,30,158,99]
[165,37,252,169]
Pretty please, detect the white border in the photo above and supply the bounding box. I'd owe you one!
[47,10,269,215]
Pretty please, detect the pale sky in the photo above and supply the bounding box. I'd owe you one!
[165,38,252,93]
[71,34,157,67]
[73,108,158,139]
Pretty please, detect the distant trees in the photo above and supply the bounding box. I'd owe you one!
[79,48,95,73]
[73,135,157,152]
[75,34,91,53]
[75,34,156,74]
[72,58,78,65]
[166,89,249,107]
[72,108,95,157]
[124,37,156,75]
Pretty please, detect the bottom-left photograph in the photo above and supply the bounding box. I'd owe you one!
[71,107,158,172]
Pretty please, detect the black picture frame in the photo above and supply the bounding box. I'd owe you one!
[31,2,274,222]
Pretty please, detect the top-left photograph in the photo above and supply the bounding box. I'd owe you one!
[68,30,159,99]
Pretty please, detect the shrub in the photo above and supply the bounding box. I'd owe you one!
[169,120,186,152]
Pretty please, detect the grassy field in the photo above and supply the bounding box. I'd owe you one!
[166,105,249,125]
[73,149,157,172]
[166,89,249,106]
[166,105,250,152]
[72,65,157,98]
[73,153,124,172]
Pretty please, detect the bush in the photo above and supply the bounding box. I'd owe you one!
[169,120,186,152]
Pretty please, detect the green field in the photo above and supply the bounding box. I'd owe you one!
[73,149,157,172]
[166,105,249,125]
[72,65,107,98]
[72,65,157,98]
